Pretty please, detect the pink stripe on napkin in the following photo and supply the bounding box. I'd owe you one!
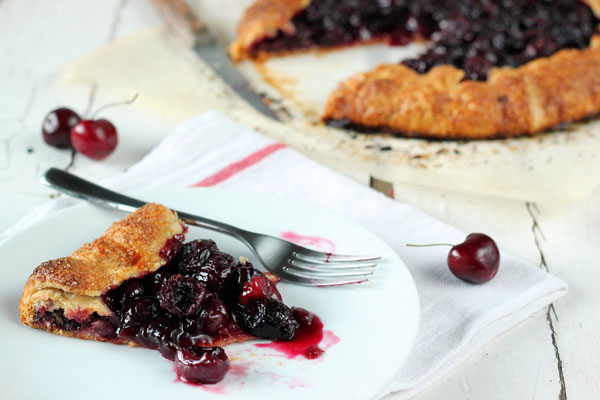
[191,143,286,187]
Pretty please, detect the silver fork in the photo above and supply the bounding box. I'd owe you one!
[41,168,378,286]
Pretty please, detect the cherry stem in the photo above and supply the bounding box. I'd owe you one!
[406,243,454,248]
[91,93,139,119]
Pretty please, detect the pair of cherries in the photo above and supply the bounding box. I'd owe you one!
[410,233,500,284]
[42,107,118,160]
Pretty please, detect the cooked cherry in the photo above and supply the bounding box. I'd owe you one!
[448,233,500,284]
[138,317,178,350]
[70,119,118,160]
[42,107,80,148]
[235,299,298,341]
[239,275,282,305]
[171,323,213,349]
[175,347,229,384]
[102,290,122,314]
[200,294,229,335]
[191,252,235,294]
[185,313,205,335]
[174,240,216,275]
[158,275,206,317]
[227,261,261,297]
[173,240,235,294]
[143,265,176,294]
[160,342,178,361]
[121,297,158,328]
[119,325,143,339]
[120,280,145,304]
[291,307,314,327]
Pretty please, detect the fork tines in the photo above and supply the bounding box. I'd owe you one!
[286,251,380,286]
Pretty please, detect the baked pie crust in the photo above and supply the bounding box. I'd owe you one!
[19,203,185,342]
[324,37,600,139]
[230,0,311,62]
[231,0,600,139]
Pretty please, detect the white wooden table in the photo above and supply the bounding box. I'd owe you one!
[1,1,598,398]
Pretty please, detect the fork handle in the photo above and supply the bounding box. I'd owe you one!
[41,168,250,241]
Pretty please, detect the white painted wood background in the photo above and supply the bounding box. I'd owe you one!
[1,0,598,398]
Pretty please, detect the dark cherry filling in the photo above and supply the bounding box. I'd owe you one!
[35,238,320,385]
[159,231,186,260]
[34,309,119,339]
[250,0,598,81]
[402,0,599,80]
[251,1,437,54]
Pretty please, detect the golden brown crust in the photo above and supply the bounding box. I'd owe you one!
[323,36,600,139]
[19,203,184,327]
[586,0,600,15]
[230,0,311,61]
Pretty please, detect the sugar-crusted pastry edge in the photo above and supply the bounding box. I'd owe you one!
[230,0,310,61]
[19,203,184,328]
[323,36,600,139]
[231,0,600,138]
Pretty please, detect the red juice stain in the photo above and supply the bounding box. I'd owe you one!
[305,346,324,359]
[255,312,338,359]
[279,231,336,253]
[286,375,311,389]
[316,279,367,288]
[321,330,341,348]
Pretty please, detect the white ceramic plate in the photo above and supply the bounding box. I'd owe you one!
[0,189,419,400]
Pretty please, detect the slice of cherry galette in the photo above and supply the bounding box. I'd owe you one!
[20,203,321,384]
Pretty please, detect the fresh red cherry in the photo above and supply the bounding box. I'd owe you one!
[70,119,118,160]
[448,233,500,284]
[42,107,80,148]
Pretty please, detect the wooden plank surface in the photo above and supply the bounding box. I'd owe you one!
[1,1,597,399]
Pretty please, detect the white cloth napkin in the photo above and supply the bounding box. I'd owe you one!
[2,111,567,399]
